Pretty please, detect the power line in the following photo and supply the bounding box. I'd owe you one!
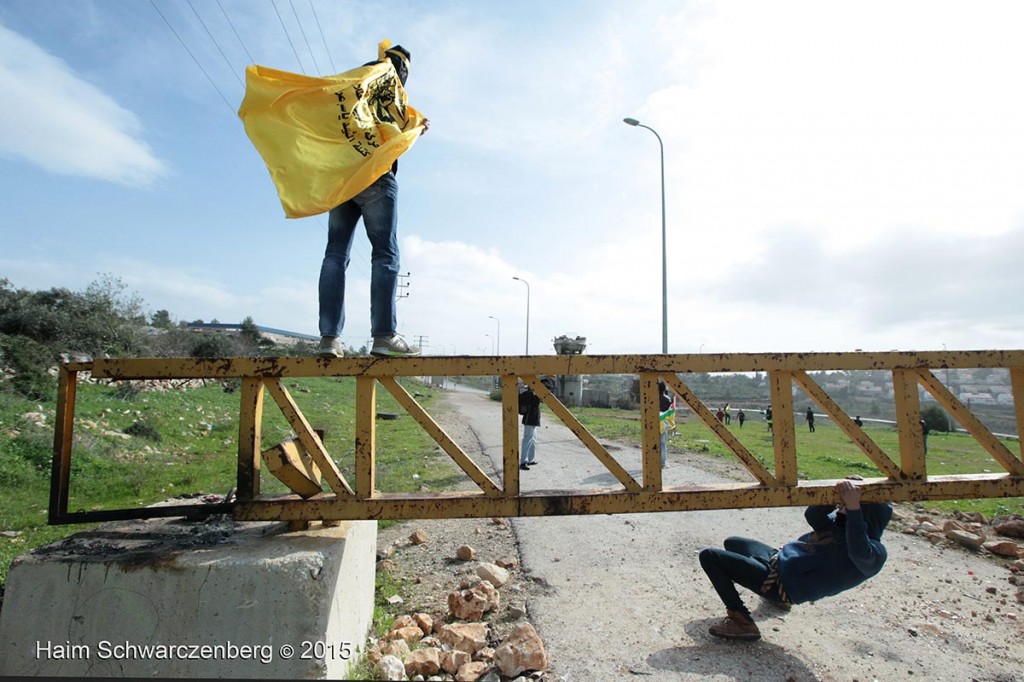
[186,0,244,88]
[216,0,255,65]
[270,0,306,73]
[153,0,373,282]
[288,0,321,75]
[308,0,336,73]
[149,0,235,113]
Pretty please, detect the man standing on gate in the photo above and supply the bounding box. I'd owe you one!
[318,43,428,358]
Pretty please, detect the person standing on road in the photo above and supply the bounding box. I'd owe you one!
[317,43,428,359]
[806,406,815,432]
[697,478,892,641]
[518,377,554,471]
[659,381,672,468]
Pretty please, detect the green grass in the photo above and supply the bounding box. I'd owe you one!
[575,407,1023,518]
[0,377,459,594]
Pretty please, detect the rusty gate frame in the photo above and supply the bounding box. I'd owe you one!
[49,350,1024,525]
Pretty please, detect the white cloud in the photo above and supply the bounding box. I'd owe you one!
[0,23,166,186]
[640,1,1024,251]
[398,234,671,355]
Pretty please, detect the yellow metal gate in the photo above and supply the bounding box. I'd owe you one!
[49,350,1024,525]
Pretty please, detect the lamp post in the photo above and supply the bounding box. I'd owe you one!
[485,333,494,355]
[623,117,668,354]
[512,276,530,354]
[488,315,500,355]
[942,342,950,387]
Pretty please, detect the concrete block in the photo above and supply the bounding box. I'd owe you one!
[0,515,377,679]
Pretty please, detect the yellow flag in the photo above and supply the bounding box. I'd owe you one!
[238,59,426,219]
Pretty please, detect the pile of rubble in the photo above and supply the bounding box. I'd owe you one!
[899,509,1024,604]
[367,528,548,682]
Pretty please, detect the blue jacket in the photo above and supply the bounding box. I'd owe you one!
[777,502,892,604]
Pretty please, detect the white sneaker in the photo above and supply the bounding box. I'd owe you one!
[371,334,420,357]
[318,336,345,358]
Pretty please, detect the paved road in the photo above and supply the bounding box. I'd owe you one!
[441,390,1023,681]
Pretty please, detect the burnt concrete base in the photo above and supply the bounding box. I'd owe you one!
[0,516,376,679]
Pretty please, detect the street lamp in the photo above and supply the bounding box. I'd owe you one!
[485,333,495,355]
[488,315,500,355]
[512,276,530,354]
[942,342,951,387]
[623,117,668,354]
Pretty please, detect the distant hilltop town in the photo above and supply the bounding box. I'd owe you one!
[818,367,1013,407]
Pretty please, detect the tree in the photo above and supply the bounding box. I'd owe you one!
[239,316,263,344]
[151,309,173,329]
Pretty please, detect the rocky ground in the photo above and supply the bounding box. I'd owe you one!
[364,392,1024,682]
[372,504,1024,682]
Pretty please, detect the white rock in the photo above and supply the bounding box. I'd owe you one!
[476,562,511,588]
[377,654,407,681]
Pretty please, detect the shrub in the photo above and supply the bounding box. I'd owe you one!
[190,334,236,358]
[110,382,142,401]
[124,420,162,442]
[9,371,55,402]
[921,405,951,433]
[0,275,145,357]
[0,334,55,401]
[0,333,52,373]
[7,431,53,472]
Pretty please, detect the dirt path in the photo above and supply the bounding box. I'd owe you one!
[380,390,1024,681]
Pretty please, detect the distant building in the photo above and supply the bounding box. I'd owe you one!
[186,322,318,347]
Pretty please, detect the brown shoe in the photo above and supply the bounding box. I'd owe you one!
[709,610,761,641]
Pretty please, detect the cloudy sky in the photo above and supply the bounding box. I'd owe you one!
[1,0,1022,356]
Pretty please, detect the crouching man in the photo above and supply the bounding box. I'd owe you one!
[698,478,892,641]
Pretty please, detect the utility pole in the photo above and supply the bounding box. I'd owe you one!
[415,335,429,351]
[396,272,411,302]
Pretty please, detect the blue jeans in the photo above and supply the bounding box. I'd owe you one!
[699,537,776,616]
[521,424,537,465]
[318,171,400,338]
[660,429,667,467]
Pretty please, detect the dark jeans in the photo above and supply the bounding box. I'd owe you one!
[318,171,400,338]
[699,537,777,616]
